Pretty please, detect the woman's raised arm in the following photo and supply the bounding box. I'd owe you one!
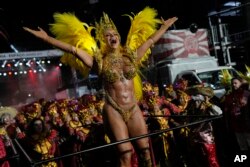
[23,27,94,68]
[137,17,178,60]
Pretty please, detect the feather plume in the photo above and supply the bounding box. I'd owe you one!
[221,69,233,87]
[124,7,161,66]
[246,64,250,73]
[237,64,250,83]
[49,12,97,78]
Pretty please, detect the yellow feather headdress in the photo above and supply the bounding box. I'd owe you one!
[95,12,120,52]
[49,12,97,78]
[221,69,233,87]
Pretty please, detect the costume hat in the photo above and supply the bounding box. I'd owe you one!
[0,106,18,118]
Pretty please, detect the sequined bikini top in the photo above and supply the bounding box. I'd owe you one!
[100,50,137,83]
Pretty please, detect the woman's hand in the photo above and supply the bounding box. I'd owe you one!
[161,17,178,30]
[23,27,49,41]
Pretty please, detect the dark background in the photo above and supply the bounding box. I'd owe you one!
[0,0,226,52]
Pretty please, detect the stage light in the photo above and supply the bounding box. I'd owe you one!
[36,60,41,65]
[10,44,19,53]
[14,61,20,67]
[37,62,46,72]
[1,60,7,68]
[26,60,31,67]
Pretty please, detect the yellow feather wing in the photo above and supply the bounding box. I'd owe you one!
[133,73,143,101]
[49,12,97,78]
[124,7,161,100]
[124,6,161,66]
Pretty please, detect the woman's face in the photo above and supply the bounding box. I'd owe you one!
[104,28,120,49]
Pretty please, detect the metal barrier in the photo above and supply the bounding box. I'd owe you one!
[0,139,20,166]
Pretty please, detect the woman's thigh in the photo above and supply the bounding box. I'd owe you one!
[127,106,149,148]
[103,104,133,151]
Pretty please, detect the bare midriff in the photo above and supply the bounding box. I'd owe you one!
[105,78,136,109]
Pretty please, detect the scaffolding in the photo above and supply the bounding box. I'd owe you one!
[0,49,63,60]
[208,2,250,67]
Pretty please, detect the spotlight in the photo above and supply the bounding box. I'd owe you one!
[10,44,19,53]
[36,60,41,65]
[37,61,46,72]
[1,60,7,68]
[26,60,31,67]
[14,60,20,67]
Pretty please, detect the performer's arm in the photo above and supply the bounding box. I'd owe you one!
[137,17,178,60]
[23,27,94,68]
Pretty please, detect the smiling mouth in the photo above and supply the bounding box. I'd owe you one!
[111,39,117,44]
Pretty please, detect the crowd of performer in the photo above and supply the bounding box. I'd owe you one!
[0,75,249,167]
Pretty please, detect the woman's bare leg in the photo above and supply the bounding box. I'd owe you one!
[127,105,152,166]
[103,104,133,167]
